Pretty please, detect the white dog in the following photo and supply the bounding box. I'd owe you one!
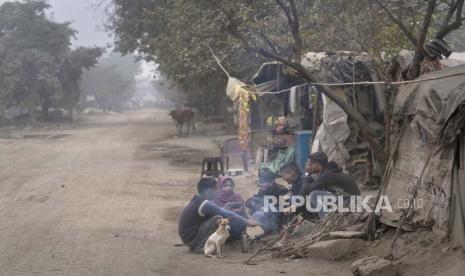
[204,218,230,258]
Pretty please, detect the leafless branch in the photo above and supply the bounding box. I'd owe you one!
[275,0,293,26]
[408,0,436,79]
[443,0,460,25]
[275,0,303,61]
[437,0,465,38]
[418,0,437,47]
[375,0,418,45]
[257,31,292,59]
[257,32,280,55]
[214,0,389,166]
[288,0,303,57]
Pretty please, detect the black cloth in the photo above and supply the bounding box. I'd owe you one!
[302,166,361,196]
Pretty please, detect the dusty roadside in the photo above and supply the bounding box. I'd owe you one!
[0,109,463,276]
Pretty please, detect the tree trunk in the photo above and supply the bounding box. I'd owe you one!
[409,51,423,80]
[41,99,50,122]
[67,106,75,122]
[224,13,389,169]
[408,0,436,79]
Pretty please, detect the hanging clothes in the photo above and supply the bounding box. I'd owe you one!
[299,86,313,130]
[238,88,256,150]
[289,86,298,113]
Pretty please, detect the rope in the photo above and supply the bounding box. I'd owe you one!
[208,45,231,78]
[208,46,465,95]
[312,72,465,86]
[251,83,306,95]
[246,71,465,95]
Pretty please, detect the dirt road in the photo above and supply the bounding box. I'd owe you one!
[0,110,352,276]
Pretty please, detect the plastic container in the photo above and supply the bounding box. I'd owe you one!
[294,130,313,171]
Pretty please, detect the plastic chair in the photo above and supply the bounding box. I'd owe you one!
[221,138,249,173]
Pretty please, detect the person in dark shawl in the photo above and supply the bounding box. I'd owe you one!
[213,176,247,239]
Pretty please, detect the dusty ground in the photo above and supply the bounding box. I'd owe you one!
[0,109,463,276]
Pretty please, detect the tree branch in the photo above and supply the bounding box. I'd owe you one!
[407,0,436,79]
[288,0,303,61]
[236,43,388,166]
[443,0,460,25]
[275,0,303,61]
[418,0,437,48]
[436,0,464,38]
[214,0,388,167]
[257,31,288,58]
[275,0,293,26]
[375,0,418,46]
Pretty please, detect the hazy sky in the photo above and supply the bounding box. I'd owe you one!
[0,0,114,48]
[0,0,158,94]
[48,0,113,47]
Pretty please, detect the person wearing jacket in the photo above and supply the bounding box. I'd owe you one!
[245,169,288,235]
[178,178,260,253]
[302,152,361,219]
[279,161,305,197]
[279,161,317,219]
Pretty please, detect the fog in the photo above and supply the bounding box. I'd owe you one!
[48,0,112,48]
[0,0,112,47]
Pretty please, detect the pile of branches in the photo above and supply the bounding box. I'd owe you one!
[244,212,370,264]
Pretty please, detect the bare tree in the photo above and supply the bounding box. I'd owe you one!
[376,0,465,79]
[213,0,465,168]
[215,0,389,167]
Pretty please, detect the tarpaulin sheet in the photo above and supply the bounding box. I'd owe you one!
[306,53,386,169]
[381,64,465,239]
[318,54,386,117]
[311,91,350,166]
[451,159,465,247]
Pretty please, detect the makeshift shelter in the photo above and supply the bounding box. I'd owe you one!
[224,62,315,172]
[250,62,311,131]
[303,52,387,170]
[224,53,387,176]
[380,64,465,247]
[391,50,465,81]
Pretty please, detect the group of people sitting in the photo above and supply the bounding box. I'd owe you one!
[178,151,361,253]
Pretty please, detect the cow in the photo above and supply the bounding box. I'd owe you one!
[169,109,196,135]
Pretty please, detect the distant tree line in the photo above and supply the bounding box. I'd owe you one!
[80,52,141,112]
[0,0,103,122]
